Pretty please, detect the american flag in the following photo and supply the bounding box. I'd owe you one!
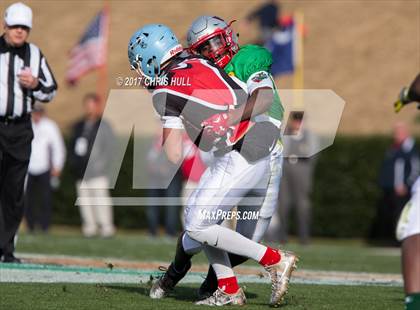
[66,8,109,84]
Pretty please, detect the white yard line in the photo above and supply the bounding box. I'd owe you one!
[0,253,402,287]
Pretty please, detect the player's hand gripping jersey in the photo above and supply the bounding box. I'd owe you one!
[152,54,280,161]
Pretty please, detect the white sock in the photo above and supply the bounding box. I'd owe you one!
[187,224,267,262]
[203,245,235,279]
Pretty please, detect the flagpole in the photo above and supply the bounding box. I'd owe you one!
[97,63,108,107]
[293,11,304,109]
[97,3,110,107]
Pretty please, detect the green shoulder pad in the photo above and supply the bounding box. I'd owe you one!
[224,44,273,82]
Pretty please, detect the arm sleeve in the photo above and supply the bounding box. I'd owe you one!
[152,91,185,129]
[246,71,274,95]
[49,122,66,171]
[32,53,58,102]
[161,116,184,129]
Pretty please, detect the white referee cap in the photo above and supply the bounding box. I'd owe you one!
[4,2,33,29]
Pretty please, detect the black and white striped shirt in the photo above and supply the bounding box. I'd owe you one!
[0,35,57,118]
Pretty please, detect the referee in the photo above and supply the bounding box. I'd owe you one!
[0,2,57,263]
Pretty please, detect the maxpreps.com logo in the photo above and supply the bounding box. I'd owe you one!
[198,209,260,221]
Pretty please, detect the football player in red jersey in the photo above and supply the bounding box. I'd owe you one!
[129,24,296,306]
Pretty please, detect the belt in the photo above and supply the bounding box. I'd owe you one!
[0,114,31,125]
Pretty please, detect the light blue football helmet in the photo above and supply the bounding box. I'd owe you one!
[128,24,183,78]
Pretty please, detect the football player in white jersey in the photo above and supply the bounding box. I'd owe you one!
[394,73,420,310]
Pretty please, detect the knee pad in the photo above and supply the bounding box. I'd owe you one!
[182,231,203,255]
[186,226,219,248]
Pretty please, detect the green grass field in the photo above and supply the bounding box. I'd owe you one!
[0,228,404,309]
[14,228,401,273]
[0,283,402,310]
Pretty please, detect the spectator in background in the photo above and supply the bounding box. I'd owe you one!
[277,112,318,245]
[371,122,420,243]
[246,0,281,45]
[25,103,65,233]
[146,131,182,237]
[69,93,116,238]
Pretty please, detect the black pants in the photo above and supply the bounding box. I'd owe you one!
[0,118,33,256]
[25,171,52,232]
[370,189,410,243]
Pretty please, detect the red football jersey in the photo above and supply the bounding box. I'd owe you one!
[152,56,252,150]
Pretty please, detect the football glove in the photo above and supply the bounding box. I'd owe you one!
[394,87,409,113]
[201,112,230,137]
